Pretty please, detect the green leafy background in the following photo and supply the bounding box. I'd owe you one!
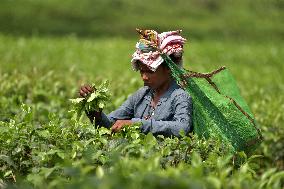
[0,0,283,188]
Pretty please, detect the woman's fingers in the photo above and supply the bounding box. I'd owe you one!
[111,125,117,133]
[79,89,85,97]
[86,85,93,92]
[111,120,132,133]
[79,85,93,97]
[111,122,120,133]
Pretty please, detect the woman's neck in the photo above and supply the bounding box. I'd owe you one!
[152,79,172,105]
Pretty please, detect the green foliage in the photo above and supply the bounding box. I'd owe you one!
[70,80,111,119]
[1,107,283,188]
[0,34,283,188]
[0,0,283,41]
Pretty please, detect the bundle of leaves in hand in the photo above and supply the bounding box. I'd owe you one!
[70,80,111,119]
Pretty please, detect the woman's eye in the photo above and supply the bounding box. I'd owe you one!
[140,70,154,74]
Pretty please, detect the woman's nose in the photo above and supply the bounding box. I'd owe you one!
[141,73,149,81]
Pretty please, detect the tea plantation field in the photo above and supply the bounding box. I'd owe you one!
[0,34,283,188]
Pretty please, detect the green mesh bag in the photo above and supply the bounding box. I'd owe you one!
[162,54,262,153]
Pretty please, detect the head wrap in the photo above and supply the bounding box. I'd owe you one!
[131,29,187,72]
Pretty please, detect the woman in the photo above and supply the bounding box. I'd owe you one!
[79,29,193,137]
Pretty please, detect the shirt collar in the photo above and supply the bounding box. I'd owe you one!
[158,80,179,103]
[143,80,179,103]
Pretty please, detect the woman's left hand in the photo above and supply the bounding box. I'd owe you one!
[111,120,132,133]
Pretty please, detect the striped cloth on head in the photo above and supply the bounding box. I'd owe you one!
[131,29,187,72]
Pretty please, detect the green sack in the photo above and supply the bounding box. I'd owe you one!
[162,54,262,153]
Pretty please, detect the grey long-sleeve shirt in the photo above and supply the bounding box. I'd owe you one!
[98,81,193,137]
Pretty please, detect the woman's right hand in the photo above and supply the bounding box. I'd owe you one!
[78,84,102,124]
[78,84,94,98]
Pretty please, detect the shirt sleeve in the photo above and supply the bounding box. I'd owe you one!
[98,90,141,128]
[131,93,193,137]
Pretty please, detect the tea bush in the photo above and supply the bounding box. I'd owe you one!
[0,35,283,188]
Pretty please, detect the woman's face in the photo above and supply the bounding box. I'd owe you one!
[138,63,171,90]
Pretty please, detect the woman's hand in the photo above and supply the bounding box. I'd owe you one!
[79,84,101,123]
[111,120,132,133]
[78,84,94,97]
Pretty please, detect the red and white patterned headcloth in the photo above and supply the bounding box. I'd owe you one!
[131,29,187,72]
